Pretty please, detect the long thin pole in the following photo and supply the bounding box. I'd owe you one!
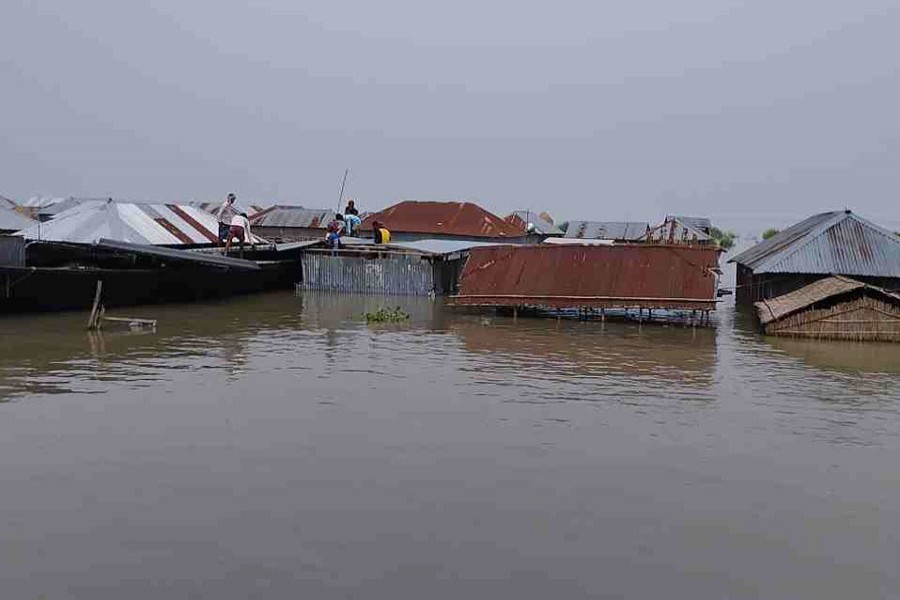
[336,168,349,213]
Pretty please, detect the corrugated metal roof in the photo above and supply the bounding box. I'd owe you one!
[15,200,266,246]
[94,239,261,271]
[0,205,36,232]
[564,221,649,241]
[362,201,526,239]
[451,244,720,309]
[505,211,564,236]
[644,217,712,244]
[21,196,68,208]
[389,238,509,256]
[730,210,900,277]
[667,215,712,232]
[188,200,267,219]
[249,205,335,228]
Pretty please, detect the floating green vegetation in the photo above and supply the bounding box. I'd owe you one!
[364,306,411,323]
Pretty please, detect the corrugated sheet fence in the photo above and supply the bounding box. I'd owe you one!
[0,237,25,267]
[301,253,435,295]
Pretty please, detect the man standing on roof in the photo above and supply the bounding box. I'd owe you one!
[344,199,359,216]
[325,214,345,254]
[217,193,237,245]
[225,212,252,253]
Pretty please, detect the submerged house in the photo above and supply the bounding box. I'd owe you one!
[730,210,900,303]
[755,276,900,342]
[562,221,649,243]
[643,216,713,245]
[247,206,335,242]
[449,244,721,316]
[667,215,712,235]
[361,201,527,243]
[15,199,266,246]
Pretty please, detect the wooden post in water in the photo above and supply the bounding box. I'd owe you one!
[87,280,103,330]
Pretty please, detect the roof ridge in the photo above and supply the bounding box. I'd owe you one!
[729,210,841,266]
[845,211,900,246]
[755,211,848,272]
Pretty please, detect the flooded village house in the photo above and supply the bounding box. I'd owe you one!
[730,210,900,304]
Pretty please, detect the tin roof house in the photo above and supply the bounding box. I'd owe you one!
[755,276,900,342]
[643,216,713,245]
[361,201,527,243]
[561,221,649,244]
[247,206,336,242]
[15,199,266,246]
[730,210,900,303]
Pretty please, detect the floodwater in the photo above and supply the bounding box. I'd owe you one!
[1,292,899,599]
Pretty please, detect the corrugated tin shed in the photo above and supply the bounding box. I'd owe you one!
[730,210,900,277]
[505,211,564,236]
[667,215,712,233]
[362,201,526,239]
[0,204,37,232]
[15,199,266,246]
[451,244,720,310]
[754,276,869,324]
[644,217,712,244]
[564,221,649,241]
[249,206,335,229]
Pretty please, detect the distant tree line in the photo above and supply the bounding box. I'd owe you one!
[710,227,736,250]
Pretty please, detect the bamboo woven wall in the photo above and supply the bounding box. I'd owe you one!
[766,295,900,341]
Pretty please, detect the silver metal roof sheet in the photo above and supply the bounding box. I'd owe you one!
[250,206,334,228]
[564,221,649,241]
[0,195,17,211]
[667,215,712,232]
[389,238,509,255]
[730,210,900,277]
[15,200,266,246]
[94,239,261,270]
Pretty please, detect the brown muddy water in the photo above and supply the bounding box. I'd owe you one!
[1,291,899,599]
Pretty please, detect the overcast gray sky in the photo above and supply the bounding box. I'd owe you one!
[2,0,899,234]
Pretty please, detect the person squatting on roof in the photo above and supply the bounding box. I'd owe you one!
[217,193,237,245]
[372,220,391,244]
[326,214,345,254]
[225,212,252,252]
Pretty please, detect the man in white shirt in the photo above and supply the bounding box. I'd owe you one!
[216,193,237,244]
[225,212,252,252]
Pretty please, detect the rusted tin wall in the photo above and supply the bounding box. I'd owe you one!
[301,253,435,295]
[450,244,720,310]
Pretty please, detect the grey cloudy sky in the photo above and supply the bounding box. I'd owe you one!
[2,0,899,234]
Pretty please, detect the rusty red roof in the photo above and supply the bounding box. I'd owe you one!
[450,244,721,310]
[361,201,526,239]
